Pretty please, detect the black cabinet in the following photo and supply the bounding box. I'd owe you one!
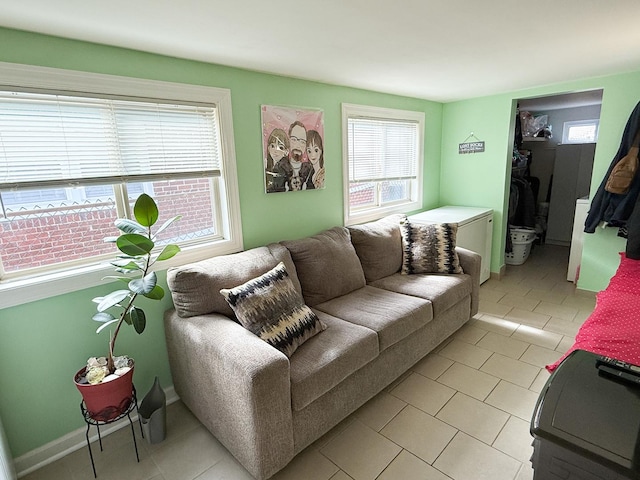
[531,350,640,479]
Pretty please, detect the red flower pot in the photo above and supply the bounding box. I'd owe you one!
[74,363,134,422]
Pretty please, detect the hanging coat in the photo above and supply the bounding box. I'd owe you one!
[626,189,640,259]
[585,101,640,233]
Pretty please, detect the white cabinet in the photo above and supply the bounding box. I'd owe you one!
[567,197,590,282]
[546,143,595,245]
[409,206,493,283]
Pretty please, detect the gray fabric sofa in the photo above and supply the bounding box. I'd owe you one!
[164,215,481,479]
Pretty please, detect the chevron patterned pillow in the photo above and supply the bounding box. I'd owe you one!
[400,219,462,275]
[220,262,326,357]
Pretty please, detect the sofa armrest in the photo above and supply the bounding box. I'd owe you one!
[164,309,293,480]
[456,246,481,316]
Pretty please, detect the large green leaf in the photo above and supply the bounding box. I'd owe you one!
[110,259,143,272]
[96,318,119,334]
[129,272,157,295]
[92,312,115,323]
[154,215,182,238]
[97,290,130,312]
[134,193,159,228]
[126,307,146,334]
[114,218,146,234]
[143,284,165,300]
[116,233,154,256]
[101,276,131,285]
[155,244,181,262]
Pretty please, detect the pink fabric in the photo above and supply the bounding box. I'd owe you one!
[546,253,640,372]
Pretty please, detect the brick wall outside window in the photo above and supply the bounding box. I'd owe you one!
[0,179,214,274]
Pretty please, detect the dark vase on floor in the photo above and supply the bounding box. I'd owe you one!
[139,376,166,444]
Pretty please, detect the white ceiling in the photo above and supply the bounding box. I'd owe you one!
[1,0,640,103]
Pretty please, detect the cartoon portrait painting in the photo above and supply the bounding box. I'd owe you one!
[262,105,325,193]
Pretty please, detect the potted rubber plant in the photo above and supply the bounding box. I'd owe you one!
[74,193,181,420]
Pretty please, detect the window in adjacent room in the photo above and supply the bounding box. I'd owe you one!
[562,119,599,144]
[342,103,424,225]
[0,63,242,307]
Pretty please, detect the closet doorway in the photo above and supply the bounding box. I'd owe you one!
[511,90,603,271]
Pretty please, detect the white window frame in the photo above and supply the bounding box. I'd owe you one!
[562,119,600,144]
[0,62,243,309]
[342,103,424,226]
[1,183,152,212]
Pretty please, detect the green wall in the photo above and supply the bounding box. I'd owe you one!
[440,96,516,274]
[0,28,442,458]
[441,72,640,290]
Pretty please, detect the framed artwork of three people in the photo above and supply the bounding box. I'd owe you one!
[262,105,325,193]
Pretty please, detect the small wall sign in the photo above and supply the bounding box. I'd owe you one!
[458,141,485,154]
[458,132,485,154]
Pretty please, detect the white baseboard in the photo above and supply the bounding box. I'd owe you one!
[14,386,178,478]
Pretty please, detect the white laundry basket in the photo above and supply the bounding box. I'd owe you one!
[506,227,536,265]
[509,227,537,243]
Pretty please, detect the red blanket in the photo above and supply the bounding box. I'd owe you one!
[547,253,640,372]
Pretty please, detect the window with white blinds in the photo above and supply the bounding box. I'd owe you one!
[347,117,419,183]
[0,92,221,190]
[0,62,242,309]
[342,103,424,225]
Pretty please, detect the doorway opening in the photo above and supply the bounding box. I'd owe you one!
[509,89,603,280]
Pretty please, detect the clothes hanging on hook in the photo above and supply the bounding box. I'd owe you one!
[506,174,536,253]
[514,107,523,150]
[509,177,536,228]
[585,100,640,236]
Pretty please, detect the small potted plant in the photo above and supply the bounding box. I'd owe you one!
[74,193,181,420]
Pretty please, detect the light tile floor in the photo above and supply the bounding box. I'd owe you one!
[24,243,594,480]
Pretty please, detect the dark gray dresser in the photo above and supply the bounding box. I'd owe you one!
[531,349,640,480]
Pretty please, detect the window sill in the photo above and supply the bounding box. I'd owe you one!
[345,200,421,226]
[0,237,243,310]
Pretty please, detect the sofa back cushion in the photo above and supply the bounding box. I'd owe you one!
[348,214,404,282]
[267,242,303,294]
[281,226,366,306]
[167,245,299,318]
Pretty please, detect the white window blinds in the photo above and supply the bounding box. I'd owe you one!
[347,117,419,183]
[0,91,221,190]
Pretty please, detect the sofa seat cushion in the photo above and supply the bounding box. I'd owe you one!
[314,285,433,351]
[290,311,379,411]
[370,273,472,317]
[281,226,366,307]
